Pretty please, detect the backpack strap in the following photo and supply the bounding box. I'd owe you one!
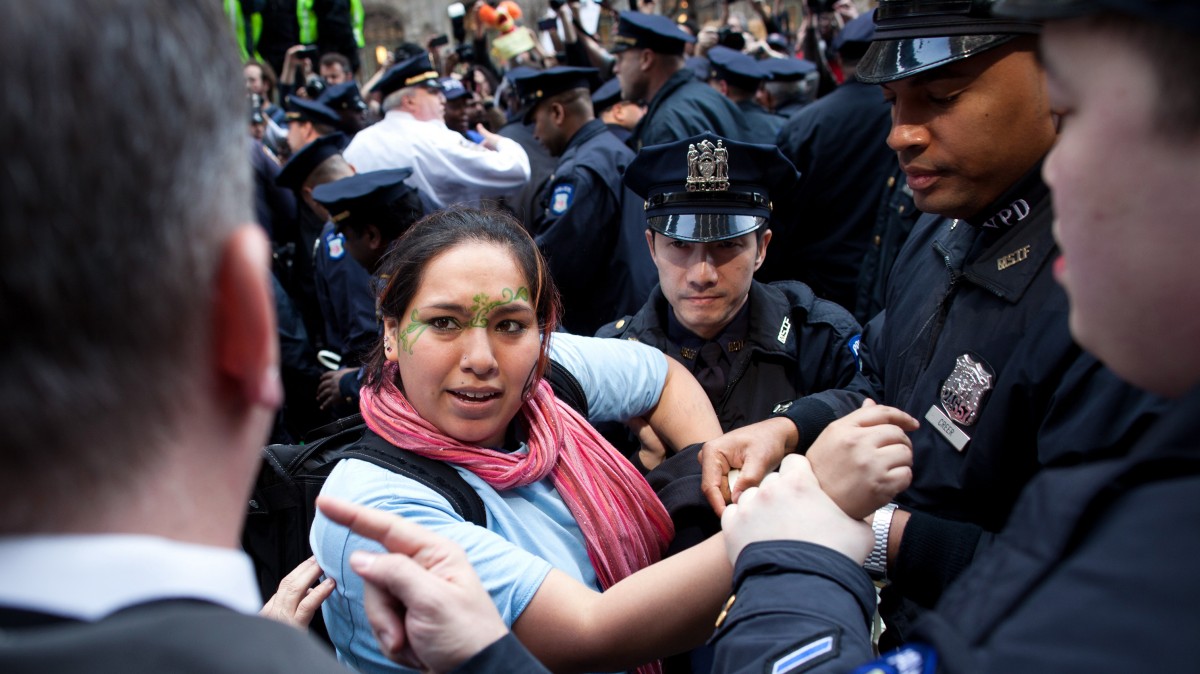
[546,357,588,417]
[335,430,489,528]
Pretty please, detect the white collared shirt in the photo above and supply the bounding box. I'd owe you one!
[343,110,531,209]
[0,535,261,621]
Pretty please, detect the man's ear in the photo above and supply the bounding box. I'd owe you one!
[639,48,655,73]
[551,101,566,126]
[644,228,657,262]
[212,224,282,411]
[754,229,773,271]
[367,224,384,252]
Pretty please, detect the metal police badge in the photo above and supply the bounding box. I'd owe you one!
[925,353,993,452]
[940,354,993,427]
[686,139,729,192]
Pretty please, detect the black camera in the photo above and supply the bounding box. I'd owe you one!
[549,0,565,9]
[716,25,746,51]
[304,75,326,100]
[537,17,557,31]
[430,33,450,48]
[248,94,264,124]
[455,43,475,63]
[806,0,835,12]
[294,44,320,60]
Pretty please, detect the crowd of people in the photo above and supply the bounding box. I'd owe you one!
[2,0,1199,673]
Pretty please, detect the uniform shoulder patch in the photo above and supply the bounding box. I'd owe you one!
[848,333,862,370]
[550,183,575,215]
[327,233,346,260]
[770,633,837,674]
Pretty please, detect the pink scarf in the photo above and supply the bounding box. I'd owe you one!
[359,361,674,592]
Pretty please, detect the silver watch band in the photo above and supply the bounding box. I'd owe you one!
[864,503,897,581]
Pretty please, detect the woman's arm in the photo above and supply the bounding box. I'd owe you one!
[513,534,731,673]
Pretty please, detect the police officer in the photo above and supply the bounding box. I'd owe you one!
[276,132,378,418]
[309,168,426,413]
[763,13,898,309]
[343,53,531,209]
[757,56,817,119]
[611,12,753,151]
[600,132,861,444]
[311,168,425,276]
[591,77,643,145]
[511,66,649,335]
[283,95,342,155]
[700,0,1171,648]
[599,133,862,588]
[317,80,368,136]
[706,46,782,145]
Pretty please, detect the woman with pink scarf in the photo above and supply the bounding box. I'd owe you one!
[312,207,731,673]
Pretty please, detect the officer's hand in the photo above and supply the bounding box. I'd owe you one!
[699,416,798,515]
[806,399,919,520]
[317,496,508,672]
[476,124,504,151]
[317,367,357,411]
[722,455,874,565]
[259,556,336,630]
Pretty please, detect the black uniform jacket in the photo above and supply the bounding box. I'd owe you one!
[532,119,644,335]
[628,69,754,151]
[776,164,1170,637]
[599,279,861,433]
[711,382,1199,673]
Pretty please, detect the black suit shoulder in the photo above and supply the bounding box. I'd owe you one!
[0,601,346,673]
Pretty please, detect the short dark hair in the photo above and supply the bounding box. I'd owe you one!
[319,51,352,74]
[367,207,561,395]
[1077,12,1200,139]
[0,1,248,529]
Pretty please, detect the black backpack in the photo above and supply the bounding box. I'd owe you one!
[241,358,589,631]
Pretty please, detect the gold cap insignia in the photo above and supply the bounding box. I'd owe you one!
[686,139,729,192]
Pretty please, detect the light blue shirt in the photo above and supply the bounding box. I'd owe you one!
[312,334,667,673]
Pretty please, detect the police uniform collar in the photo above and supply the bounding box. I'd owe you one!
[932,161,1056,303]
[563,118,609,155]
[963,158,1050,230]
[665,299,751,361]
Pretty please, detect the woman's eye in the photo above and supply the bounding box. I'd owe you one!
[429,317,460,330]
[495,319,527,334]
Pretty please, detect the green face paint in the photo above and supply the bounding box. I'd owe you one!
[397,287,531,354]
[468,287,530,328]
[397,308,430,355]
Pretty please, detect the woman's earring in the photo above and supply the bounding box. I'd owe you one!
[385,334,393,354]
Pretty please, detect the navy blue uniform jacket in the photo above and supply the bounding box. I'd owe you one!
[628,69,754,151]
[533,119,647,335]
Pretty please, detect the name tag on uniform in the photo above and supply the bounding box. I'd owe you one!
[926,405,970,452]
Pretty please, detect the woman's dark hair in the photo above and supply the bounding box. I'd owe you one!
[365,206,561,393]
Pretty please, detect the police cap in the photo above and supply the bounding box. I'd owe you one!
[371,53,442,98]
[311,168,417,233]
[319,81,367,112]
[284,96,341,127]
[857,0,1042,85]
[511,66,600,123]
[624,132,800,243]
[833,12,877,59]
[611,12,694,56]
[275,132,349,190]
[758,56,817,82]
[994,0,1200,34]
[707,46,766,91]
[591,77,623,115]
[439,77,470,101]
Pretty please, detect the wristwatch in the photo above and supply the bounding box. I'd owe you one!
[864,503,897,581]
